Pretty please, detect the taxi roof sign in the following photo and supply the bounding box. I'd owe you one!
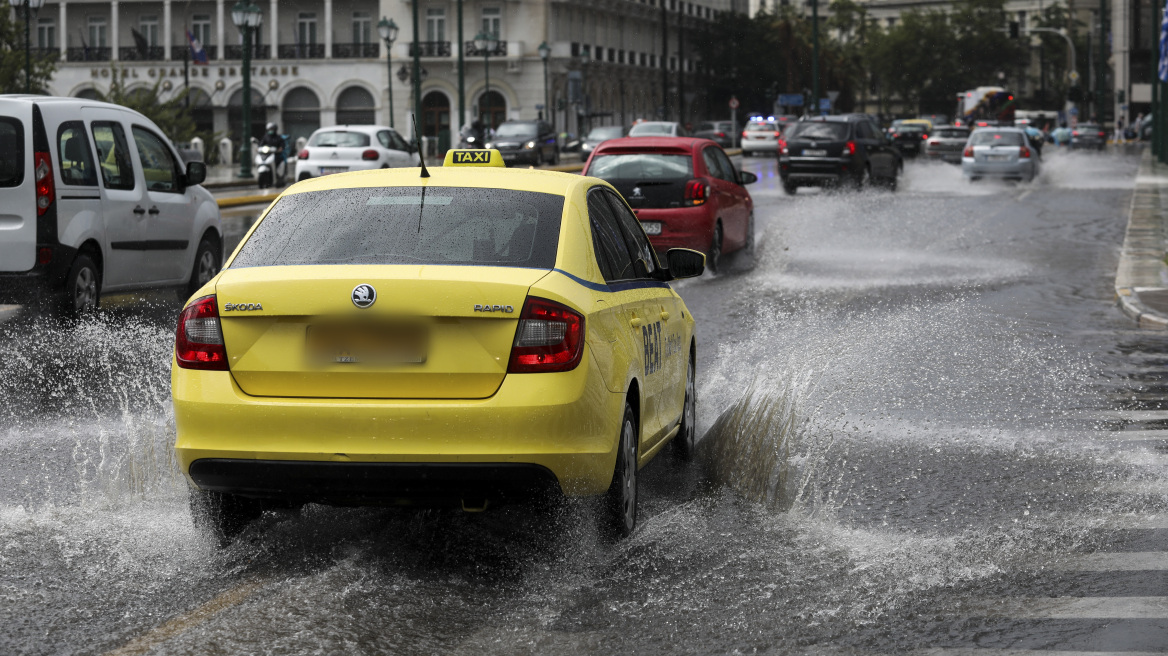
[444,148,505,167]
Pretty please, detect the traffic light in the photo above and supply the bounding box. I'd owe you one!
[1009,21,1019,38]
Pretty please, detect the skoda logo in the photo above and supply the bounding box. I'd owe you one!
[352,284,376,308]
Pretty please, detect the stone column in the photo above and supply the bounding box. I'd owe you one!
[110,1,119,60]
[216,0,225,61]
[58,1,66,60]
[163,0,172,60]
[324,0,332,59]
[269,0,278,59]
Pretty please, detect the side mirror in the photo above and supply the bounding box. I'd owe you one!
[738,171,758,185]
[666,248,705,279]
[185,161,207,186]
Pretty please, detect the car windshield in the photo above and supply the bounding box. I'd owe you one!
[746,122,777,132]
[970,131,1025,146]
[588,153,693,180]
[1077,124,1101,131]
[231,187,564,269]
[897,126,925,134]
[587,126,624,140]
[495,123,538,138]
[936,128,969,139]
[309,131,370,148]
[628,123,674,136]
[785,122,849,140]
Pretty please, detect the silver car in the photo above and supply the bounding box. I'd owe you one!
[627,121,688,137]
[961,127,1038,182]
[924,125,969,164]
[581,125,626,156]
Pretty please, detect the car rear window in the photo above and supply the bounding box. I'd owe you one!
[587,126,624,140]
[230,187,564,269]
[784,122,850,140]
[0,117,24,187]
[970,131,1024,146]
[628,123,674,136]
[936,128,969,139]
[588,153,693,180]
[745,122,777,132]
[308,131,370,147]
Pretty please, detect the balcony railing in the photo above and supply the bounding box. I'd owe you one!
[30,47,59,60]
[409,41,451,57]
[333,42,379,58]
[224,44,272,59]
[276,43,324,59]
[464,40,506,57]
[171,45,218,60]
[119,45,166,61]
[66,46,111,62]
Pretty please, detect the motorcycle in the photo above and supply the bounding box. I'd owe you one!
[255,138,288,189]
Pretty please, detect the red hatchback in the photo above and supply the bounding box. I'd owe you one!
[583,137,757,272]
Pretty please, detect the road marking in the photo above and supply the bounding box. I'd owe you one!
[967,596,1168,619]
[1018,189,1033,201]
[1057,552,1168,571]
[103,579,267,656]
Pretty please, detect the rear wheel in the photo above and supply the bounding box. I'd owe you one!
[182,236,220,299]
[744,212,756,256]
[673,352,698,461]
[783,180,798,195]
[189,487,263,547]
[602,403,639,539]
[56,253,100,319]
[257,170,272,189]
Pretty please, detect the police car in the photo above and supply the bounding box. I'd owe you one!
[172,148,705,544]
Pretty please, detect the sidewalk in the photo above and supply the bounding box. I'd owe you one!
[1115,148,1168,329]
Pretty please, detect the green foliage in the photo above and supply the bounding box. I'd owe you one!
[0,7,57,93]
[96,65,197,143]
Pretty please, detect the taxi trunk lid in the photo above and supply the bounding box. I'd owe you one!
[214,265,548,399]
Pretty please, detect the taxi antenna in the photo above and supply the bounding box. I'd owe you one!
[412,116,430,178]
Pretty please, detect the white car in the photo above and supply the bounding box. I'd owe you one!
[627,121,689,138]
[295,125,420,181]
[741,120,780,157]
[0,95,222,317]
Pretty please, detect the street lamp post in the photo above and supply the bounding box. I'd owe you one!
[9,0,46,94]
[377,17,399,128]
[231,1,262,178]
[538,41,551,125]
[474,31,498,127]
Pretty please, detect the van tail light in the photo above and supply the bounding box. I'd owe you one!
[1019,146,1031,159]
[34,151,54,216]
[175,295,229,370]
[684,178,709,205]
[845,141,857,155]
[298,149,310,159]
[963,145,974,157]
[361,149,379,161]
[779,138,788,155]
[507,297,584,373]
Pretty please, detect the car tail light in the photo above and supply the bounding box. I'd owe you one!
[963,145,974,157]
[34,151,53,216]
[845,141,857,155]
[773,131,781,138]
[1098,131,1105,138]
[37,246,52,265]
[741,130,748,137]
[508,297,584,373]
[890,132,899,138]
[175,296,228,370]
[1072,131,1080,137]
[922,133,929,140]
[361,149,379,161]
[684,179,708,205]
[716,132,725,138]
[929,140,940,146]
[977,121,988,127]
[298,149,309,160]
[1019,146,1031,158]
[778,138,788,155]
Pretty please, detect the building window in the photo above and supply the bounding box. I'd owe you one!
[297,12,318,46]
[886,17,897,27]
[618,49,625,64]
[608,47,615,62]
[1018,11,1027,32]
[426,8,446,42]
[36,17,55,49]
[87,16,107,48]
[481,7,501,38]
[192,14,212,47]
[352,11,371,43]
[571,42,579,57]
[139,15,159,46]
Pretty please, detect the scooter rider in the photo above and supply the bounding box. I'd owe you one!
[259,122,286,166]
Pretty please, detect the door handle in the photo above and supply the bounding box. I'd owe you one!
[660,311,670,321]
[132,205,146,215]
[147,206,160,215]
[629,317,643,328]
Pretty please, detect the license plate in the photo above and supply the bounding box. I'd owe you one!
[319,167,348,175]
[803,149,827,156]
[641,221,663,235]
[306,323,427,365]
[986,155,1010,162]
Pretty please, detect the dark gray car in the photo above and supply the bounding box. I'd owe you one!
[693,120,738,148]
[1071,123,1107,151]
[487,120,559,166]
[924,125,969,164]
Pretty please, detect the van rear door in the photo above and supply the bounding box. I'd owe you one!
[0,102,35,272]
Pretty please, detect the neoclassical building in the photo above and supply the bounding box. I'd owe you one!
[25,0,738,153]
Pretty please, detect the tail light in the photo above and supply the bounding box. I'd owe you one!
[963,145,974,157]
[37,246,52,265]
[741,130,748,138]
[1072,131,1080,137]
[921,133,929,140]
[1098,131,1106,138]
[1019,146,1031,159]
[890,132,899,138]
[778,138,788,155]
[928,140,940,146]
[773,131,781,138]
[34,151,53,216]
[684,179,709,205]
[716,132,725,138]
[845,141,857,155]
[298,149,309,159]
[508,297,584,373]
[175,296,228,370]
[361,149,379,161]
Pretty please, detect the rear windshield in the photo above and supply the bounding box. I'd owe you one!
[784,122,850,140]
[588,153,693,180]
[308,131,370,147]
[0,117,24,187]
[936,128,969,138]
[745,122,777,132]
[896,125,925,134]
[970,131,1024,146]
[495,123,538,138]
[231,187,564,269]
[628,123,674,136]
[587,126,624,140]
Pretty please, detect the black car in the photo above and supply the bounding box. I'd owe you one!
[1071,123,1107,151]
[779,115,903,194]
[889,124,927,156]
[693,120,738,148]
[487,120,559,166]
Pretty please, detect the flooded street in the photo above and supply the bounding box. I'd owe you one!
[4,150,1166,654]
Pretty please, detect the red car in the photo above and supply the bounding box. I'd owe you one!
[582,137,757,273]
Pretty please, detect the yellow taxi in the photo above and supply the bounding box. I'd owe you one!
[172,149,704,544]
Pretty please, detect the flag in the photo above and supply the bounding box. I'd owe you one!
[187,29,208,64]
[131,28,149,58]
[1159,0,1168,82]
[79,29,89,61]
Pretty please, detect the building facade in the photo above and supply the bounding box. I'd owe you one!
[25,0,732,156]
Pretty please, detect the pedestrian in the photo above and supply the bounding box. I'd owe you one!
[1115,117,1126,145]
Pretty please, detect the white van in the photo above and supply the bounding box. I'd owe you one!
[0,95,222,316]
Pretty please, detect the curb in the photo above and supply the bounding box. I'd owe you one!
[217,193,279,209]
[1115,148,1168,330]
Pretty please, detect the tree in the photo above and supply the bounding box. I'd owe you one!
[97,66,196,143]
[0,7,57,93]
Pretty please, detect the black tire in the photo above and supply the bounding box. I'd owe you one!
[535,149,544,167]
[298,172,312,182]
[553,149,560,165]
[183,236,220,299]
[602,403,639,540]
[258,170,272,189]
[744,212,756,256]
[189,487,263,547]
[673,352,698,461]
[706,223,723,274]
[783,180,798,195]
[56,253,100,318]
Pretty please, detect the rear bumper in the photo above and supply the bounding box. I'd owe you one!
[0,244,76,305]
[925,150,962,164]
[634,206,716,253]
[172,346,625,502]
[780,156,851,185]
[500,149,540,165]
[962,158,1035,179]
[741,139,777,153]
[295,160,381,179]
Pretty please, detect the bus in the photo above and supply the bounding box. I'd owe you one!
[955,87,1017,126]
